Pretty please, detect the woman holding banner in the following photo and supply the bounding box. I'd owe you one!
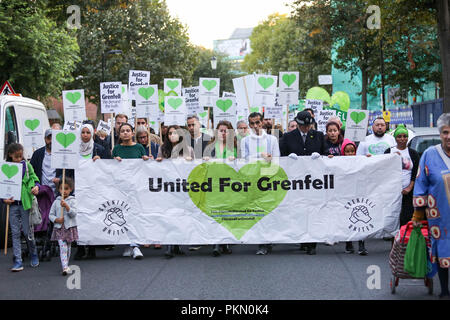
[156,125,194,258]
[324,121,344,156]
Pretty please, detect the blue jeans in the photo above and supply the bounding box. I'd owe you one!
[9,204,37,263]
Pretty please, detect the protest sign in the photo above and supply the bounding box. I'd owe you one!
[254,75,277,107]
[197,109,209,128]
[76,155,402,245]
[305,99,323,115]
[164,96,187,126]
[183,86,202,115]
[63,120,82,131]
[278,72,299,106]
[316,109,337,133]
[213,97,236,126]
[233,75,255,110]
[0,162,22,201]
[135,85,159,120]
[118,84,131,114]
[100,82,122,114]
[62,89,86,122]
[329,107,348,129]
[97,120,111,134]
[345,109,370,142]
[128,70,150,100]
[51,130,80,169]
[164,78,182,96]
[199,77,220,107]
[23,118,44,150]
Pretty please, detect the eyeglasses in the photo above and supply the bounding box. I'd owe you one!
[137,136,147,140]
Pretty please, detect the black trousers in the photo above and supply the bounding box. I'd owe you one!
[400,191,414,227]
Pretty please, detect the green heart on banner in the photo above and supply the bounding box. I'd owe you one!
[198,111,208,118]
[188,161,288,240]
[25,119,40,131]
[168,98,183,110]
[282,74,296,87]
[350,111,366,125]
[66,92,81,104]
[216,99,233,113]
[167,80,179,90]
[1,164,19,179]
[138,87,155,100]
[258,77,274,90]
[202,80,217,91]
[56,132,76,148]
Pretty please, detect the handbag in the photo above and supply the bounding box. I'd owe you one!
[25,161,42,226]
[404,226,428,278]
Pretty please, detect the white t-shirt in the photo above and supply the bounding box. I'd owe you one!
[391,147,413,189]
[357,134,396,156]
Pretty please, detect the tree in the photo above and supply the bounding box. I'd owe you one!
[0,0,80,99]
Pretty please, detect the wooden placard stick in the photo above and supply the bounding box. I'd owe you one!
[60,168,66,218]
[147,117,151,150]
[111,113,115,148]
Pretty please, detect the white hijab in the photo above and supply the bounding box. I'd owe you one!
[80,124,94,156]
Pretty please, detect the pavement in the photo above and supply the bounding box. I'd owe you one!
[0,239,439,300]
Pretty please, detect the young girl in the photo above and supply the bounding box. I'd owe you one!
[112,123,149,259]
[49,177,77,275]
[3,143,40,272]
[341,139,368,255]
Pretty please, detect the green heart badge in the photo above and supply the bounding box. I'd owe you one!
[1,164,19,179]
[66,92,81,104]
[25,119,40,131]
[188,161,288,240]
[350,111,366,125]
[56,132,76,148]
[258,77,274,90]
[202,80,217,91]
[168,98,183,110]
[167,80,179,90]
[138,87,155,100]
[282,74,296,87]
[216,99,233,113]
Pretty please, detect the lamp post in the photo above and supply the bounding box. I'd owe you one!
[211,56,217,71]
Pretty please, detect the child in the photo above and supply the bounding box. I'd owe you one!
[49,177,78,275]
[3,143,40,272]
[341,139,368,255]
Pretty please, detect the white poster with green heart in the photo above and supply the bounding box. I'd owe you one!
[278,72,299,106]
[51,130,81,169]
[213,97,236,126]
[164,96,187,126]
[164,78,182,96]
[254,75,277,107]
[135,85,159,120]
[344,109,369,142]
[23,118,44,149]
[128,70,150,100]
[63,89,86,122]
[199,77,220,107]
[0,162,22,200]
[75,155,402,245]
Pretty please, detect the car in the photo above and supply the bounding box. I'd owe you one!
[408,127,440,157]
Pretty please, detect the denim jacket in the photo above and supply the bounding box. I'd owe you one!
[48,195,77,229]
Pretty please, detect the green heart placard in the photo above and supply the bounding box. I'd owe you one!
[202,80,217,91]
[250,107,260,113]
[138,87,155,100]
[198,111,208,118]
[167,80,179,90]
[350,111,366,125]
[168,98,183,110]
[56,132,76,148]
[282,74,296,87]
[1,164,19,179]
[216,99,233,113]
[188,161,288,240]
[66,92,81,104]
[258,77,274,90]
[25,119,40,131]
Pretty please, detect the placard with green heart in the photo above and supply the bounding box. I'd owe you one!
[65,92,82,104]
[1,164,19,179]
[25,119,40,131]
[198,111,208,118]
[167,98,183,110]
[138,87,155,100]
[250,107,260,113]
[215,99,233,113]
[202,80,217,92]
[166,80,179,90]
[188,161,288,240]
[258,77,274,90]
[56,132,76,148]
[350,111,366,125]
[282,74,296,87]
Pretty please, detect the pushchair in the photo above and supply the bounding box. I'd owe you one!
[389,220,433,295]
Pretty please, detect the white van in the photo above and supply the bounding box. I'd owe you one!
[0,95,50,160]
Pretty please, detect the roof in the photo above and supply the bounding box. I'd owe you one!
[47,109,62,120]
[229,28,253,39]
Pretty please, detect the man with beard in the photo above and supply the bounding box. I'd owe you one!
[357,117,396,156]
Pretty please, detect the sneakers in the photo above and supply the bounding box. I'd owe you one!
[11,260,24,272]
[189,245,202,251]
[345,242,355,254]
[122,247,133,257]
[256,246,268,255]
[132,247,143,260]
[62,267,71,276]
[30,253,39,267]
[358,241,368,256]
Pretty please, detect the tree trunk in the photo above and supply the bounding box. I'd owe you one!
[437,0,450,113]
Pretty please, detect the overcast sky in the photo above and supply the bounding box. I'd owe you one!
[165,0,295,49]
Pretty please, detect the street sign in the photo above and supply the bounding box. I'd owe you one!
[0,81,15,96]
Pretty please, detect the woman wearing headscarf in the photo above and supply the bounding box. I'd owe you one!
[384,124,420,226]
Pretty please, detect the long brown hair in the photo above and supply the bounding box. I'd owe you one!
[161,125,190,158]
[208,120,237,150]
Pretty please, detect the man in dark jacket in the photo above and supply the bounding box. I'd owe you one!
[279,111,328,255]
[187,115,211,159]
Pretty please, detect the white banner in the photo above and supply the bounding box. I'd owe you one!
[76,155,402,245]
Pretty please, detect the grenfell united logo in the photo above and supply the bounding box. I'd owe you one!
[345,198,376,233]
[99,200,130,236]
